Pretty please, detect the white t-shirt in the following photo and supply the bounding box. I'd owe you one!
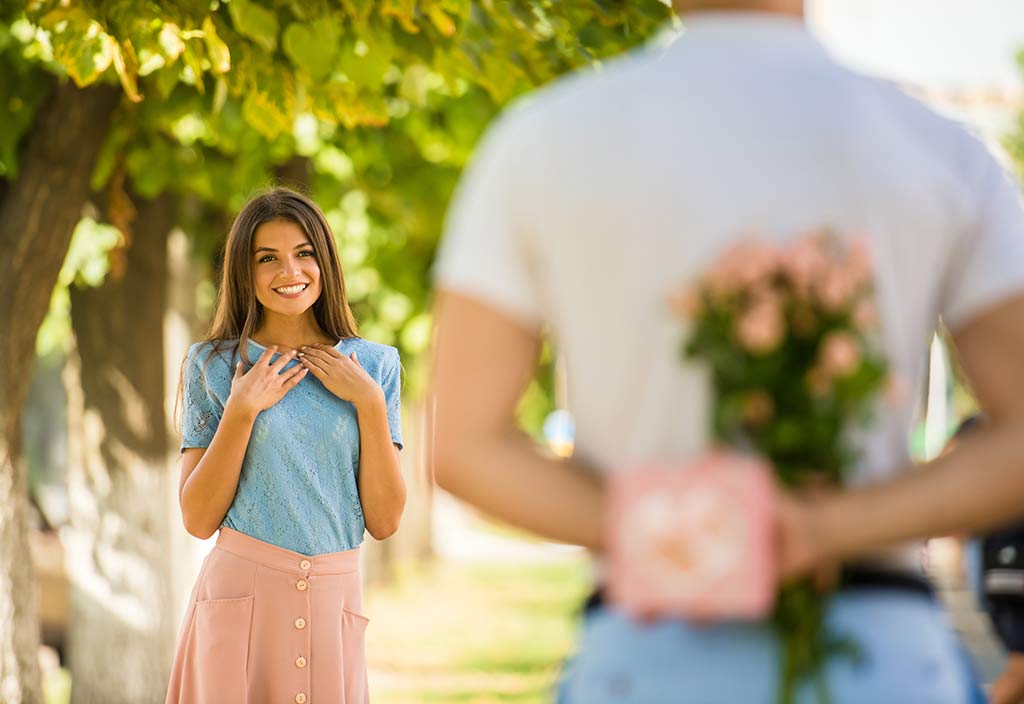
[434,14,1024,507]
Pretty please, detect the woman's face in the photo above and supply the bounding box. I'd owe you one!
[251,219,322,318]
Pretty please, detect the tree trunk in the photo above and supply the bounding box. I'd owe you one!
[65,192,183,704]
[0,80,120,704]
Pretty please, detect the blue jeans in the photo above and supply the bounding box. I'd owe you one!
[558,591,980,704]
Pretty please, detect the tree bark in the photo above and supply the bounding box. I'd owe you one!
[65,191,187,704]
[0,79,120,704]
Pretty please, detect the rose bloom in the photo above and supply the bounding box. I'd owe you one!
[784,233,829,297]
[820,331,861,378]
[735,298,784,354]
[707,240,780,297]
[816,269,857,313]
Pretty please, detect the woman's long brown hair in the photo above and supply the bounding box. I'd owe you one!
[175,186,358,436]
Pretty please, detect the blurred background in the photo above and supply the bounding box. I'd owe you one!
[2,1,1024,702]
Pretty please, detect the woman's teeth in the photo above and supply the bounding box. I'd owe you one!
[274,284,308,295]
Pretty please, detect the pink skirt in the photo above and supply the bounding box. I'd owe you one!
[165,527,369,704]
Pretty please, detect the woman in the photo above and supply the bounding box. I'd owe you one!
[165,187,405,704]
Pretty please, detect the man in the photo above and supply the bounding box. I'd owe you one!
[431,1,1024,700]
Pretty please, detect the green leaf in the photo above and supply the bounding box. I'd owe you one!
[202,17,231,74]
[112,39,142,102]
[228,0,279,52]
[242,72,295,139]
[282,18,341,81]
[338,32,394,88]
[381,0,420,34]
[41,8,116,87]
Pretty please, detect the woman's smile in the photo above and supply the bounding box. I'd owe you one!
[273,282,309,298]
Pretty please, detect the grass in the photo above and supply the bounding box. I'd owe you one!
[366,558,591,704]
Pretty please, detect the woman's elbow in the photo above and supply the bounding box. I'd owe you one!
[367,523,399,541]
[181,510,217,541]
[367,514,402,541]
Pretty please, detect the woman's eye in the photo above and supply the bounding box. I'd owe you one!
[299,250,315,258]
[258,255,274,263]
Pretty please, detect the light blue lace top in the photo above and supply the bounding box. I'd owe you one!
[180,337,403,555]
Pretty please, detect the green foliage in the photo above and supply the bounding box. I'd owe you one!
[36,217,123,357]
[11,0,672,430]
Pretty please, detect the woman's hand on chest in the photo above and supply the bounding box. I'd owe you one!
[298,344,384,408]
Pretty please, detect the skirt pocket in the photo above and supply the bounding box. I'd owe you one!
[192,595,254,704]
[341,608,370,704]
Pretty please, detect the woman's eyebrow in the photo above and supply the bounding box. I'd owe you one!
[253,243,312,254]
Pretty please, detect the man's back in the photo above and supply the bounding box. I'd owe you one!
[436,13,1024,485]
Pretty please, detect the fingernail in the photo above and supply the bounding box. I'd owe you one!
[297,352,305,357]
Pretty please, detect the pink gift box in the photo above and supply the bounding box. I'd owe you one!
[607,451,777,620]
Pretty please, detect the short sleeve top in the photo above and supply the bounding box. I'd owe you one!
[180,336,403,555]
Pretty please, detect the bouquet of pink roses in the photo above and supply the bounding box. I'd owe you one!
[674,230,888,703]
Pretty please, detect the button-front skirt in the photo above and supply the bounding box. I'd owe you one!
[165,527,368,704]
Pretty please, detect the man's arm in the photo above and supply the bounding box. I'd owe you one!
[430,290,605,549]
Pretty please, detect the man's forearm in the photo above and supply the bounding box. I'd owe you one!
[434,429,605,550]
[816,421,1024,562]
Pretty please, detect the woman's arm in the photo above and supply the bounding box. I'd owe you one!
[781,293,1024,578]
[430,291,605,550]
[354,391,406,540]
[179,402,258,540]
[179,346,306,539]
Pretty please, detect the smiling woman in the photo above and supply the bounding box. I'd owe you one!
[166,187,406,704]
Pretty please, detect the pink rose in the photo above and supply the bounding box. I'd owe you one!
[706,240,780,298]
[784,233,829,297]
[735,298,784,354]
[816,270,857,313]
[820,331,861,378]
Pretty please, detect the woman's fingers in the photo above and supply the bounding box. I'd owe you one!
[301,346,337,365]
[313,343,345,359]
[281,363,308,389]
[257,345,277,365]
[270,349,297,374]
[300,354,329,375]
